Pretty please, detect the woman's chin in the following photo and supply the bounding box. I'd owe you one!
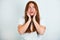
[30,14,34,16]
[30,15,34,17]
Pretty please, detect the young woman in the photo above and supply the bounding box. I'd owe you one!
[18,1,46,40]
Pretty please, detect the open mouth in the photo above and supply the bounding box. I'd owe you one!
[30,11,34,16]
[30,12,33,13]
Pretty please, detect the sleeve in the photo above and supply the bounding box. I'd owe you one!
[18,18,25,25]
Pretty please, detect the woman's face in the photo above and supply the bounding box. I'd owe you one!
[27,3,37,16]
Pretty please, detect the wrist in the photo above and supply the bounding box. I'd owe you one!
[33,17,35,21]
[33,18,36,23]
[29,18,31,22]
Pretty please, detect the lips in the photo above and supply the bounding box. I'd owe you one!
[30,11,34,16]
[30,12,33,13]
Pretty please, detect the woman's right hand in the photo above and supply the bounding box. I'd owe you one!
[27,12,31,21]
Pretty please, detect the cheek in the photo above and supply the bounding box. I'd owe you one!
[27,9,30,13]
[33,9,37,13]
[33,9,36,12]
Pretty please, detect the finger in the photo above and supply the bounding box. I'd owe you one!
[27,12,29,16]
[34,13,36,17]
[27,12,31,18]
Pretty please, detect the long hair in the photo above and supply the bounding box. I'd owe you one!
[24,1,40,34]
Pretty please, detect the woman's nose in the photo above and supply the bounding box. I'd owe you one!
[30,8,33,11]
[30,7,33,10]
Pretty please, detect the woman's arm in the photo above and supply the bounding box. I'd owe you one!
[18,19,31,34]
[18,13,31,34]
[33,13,46,35]
[33,20,46,35]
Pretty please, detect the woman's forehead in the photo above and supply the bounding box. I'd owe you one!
[29,3,34,7]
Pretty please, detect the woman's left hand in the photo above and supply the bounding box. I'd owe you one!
[33,12,37,21]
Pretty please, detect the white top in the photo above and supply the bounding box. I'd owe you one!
[18,18,44,40]
[20,31,37,40]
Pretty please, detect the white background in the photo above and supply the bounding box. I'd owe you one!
[0,0,60,40]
